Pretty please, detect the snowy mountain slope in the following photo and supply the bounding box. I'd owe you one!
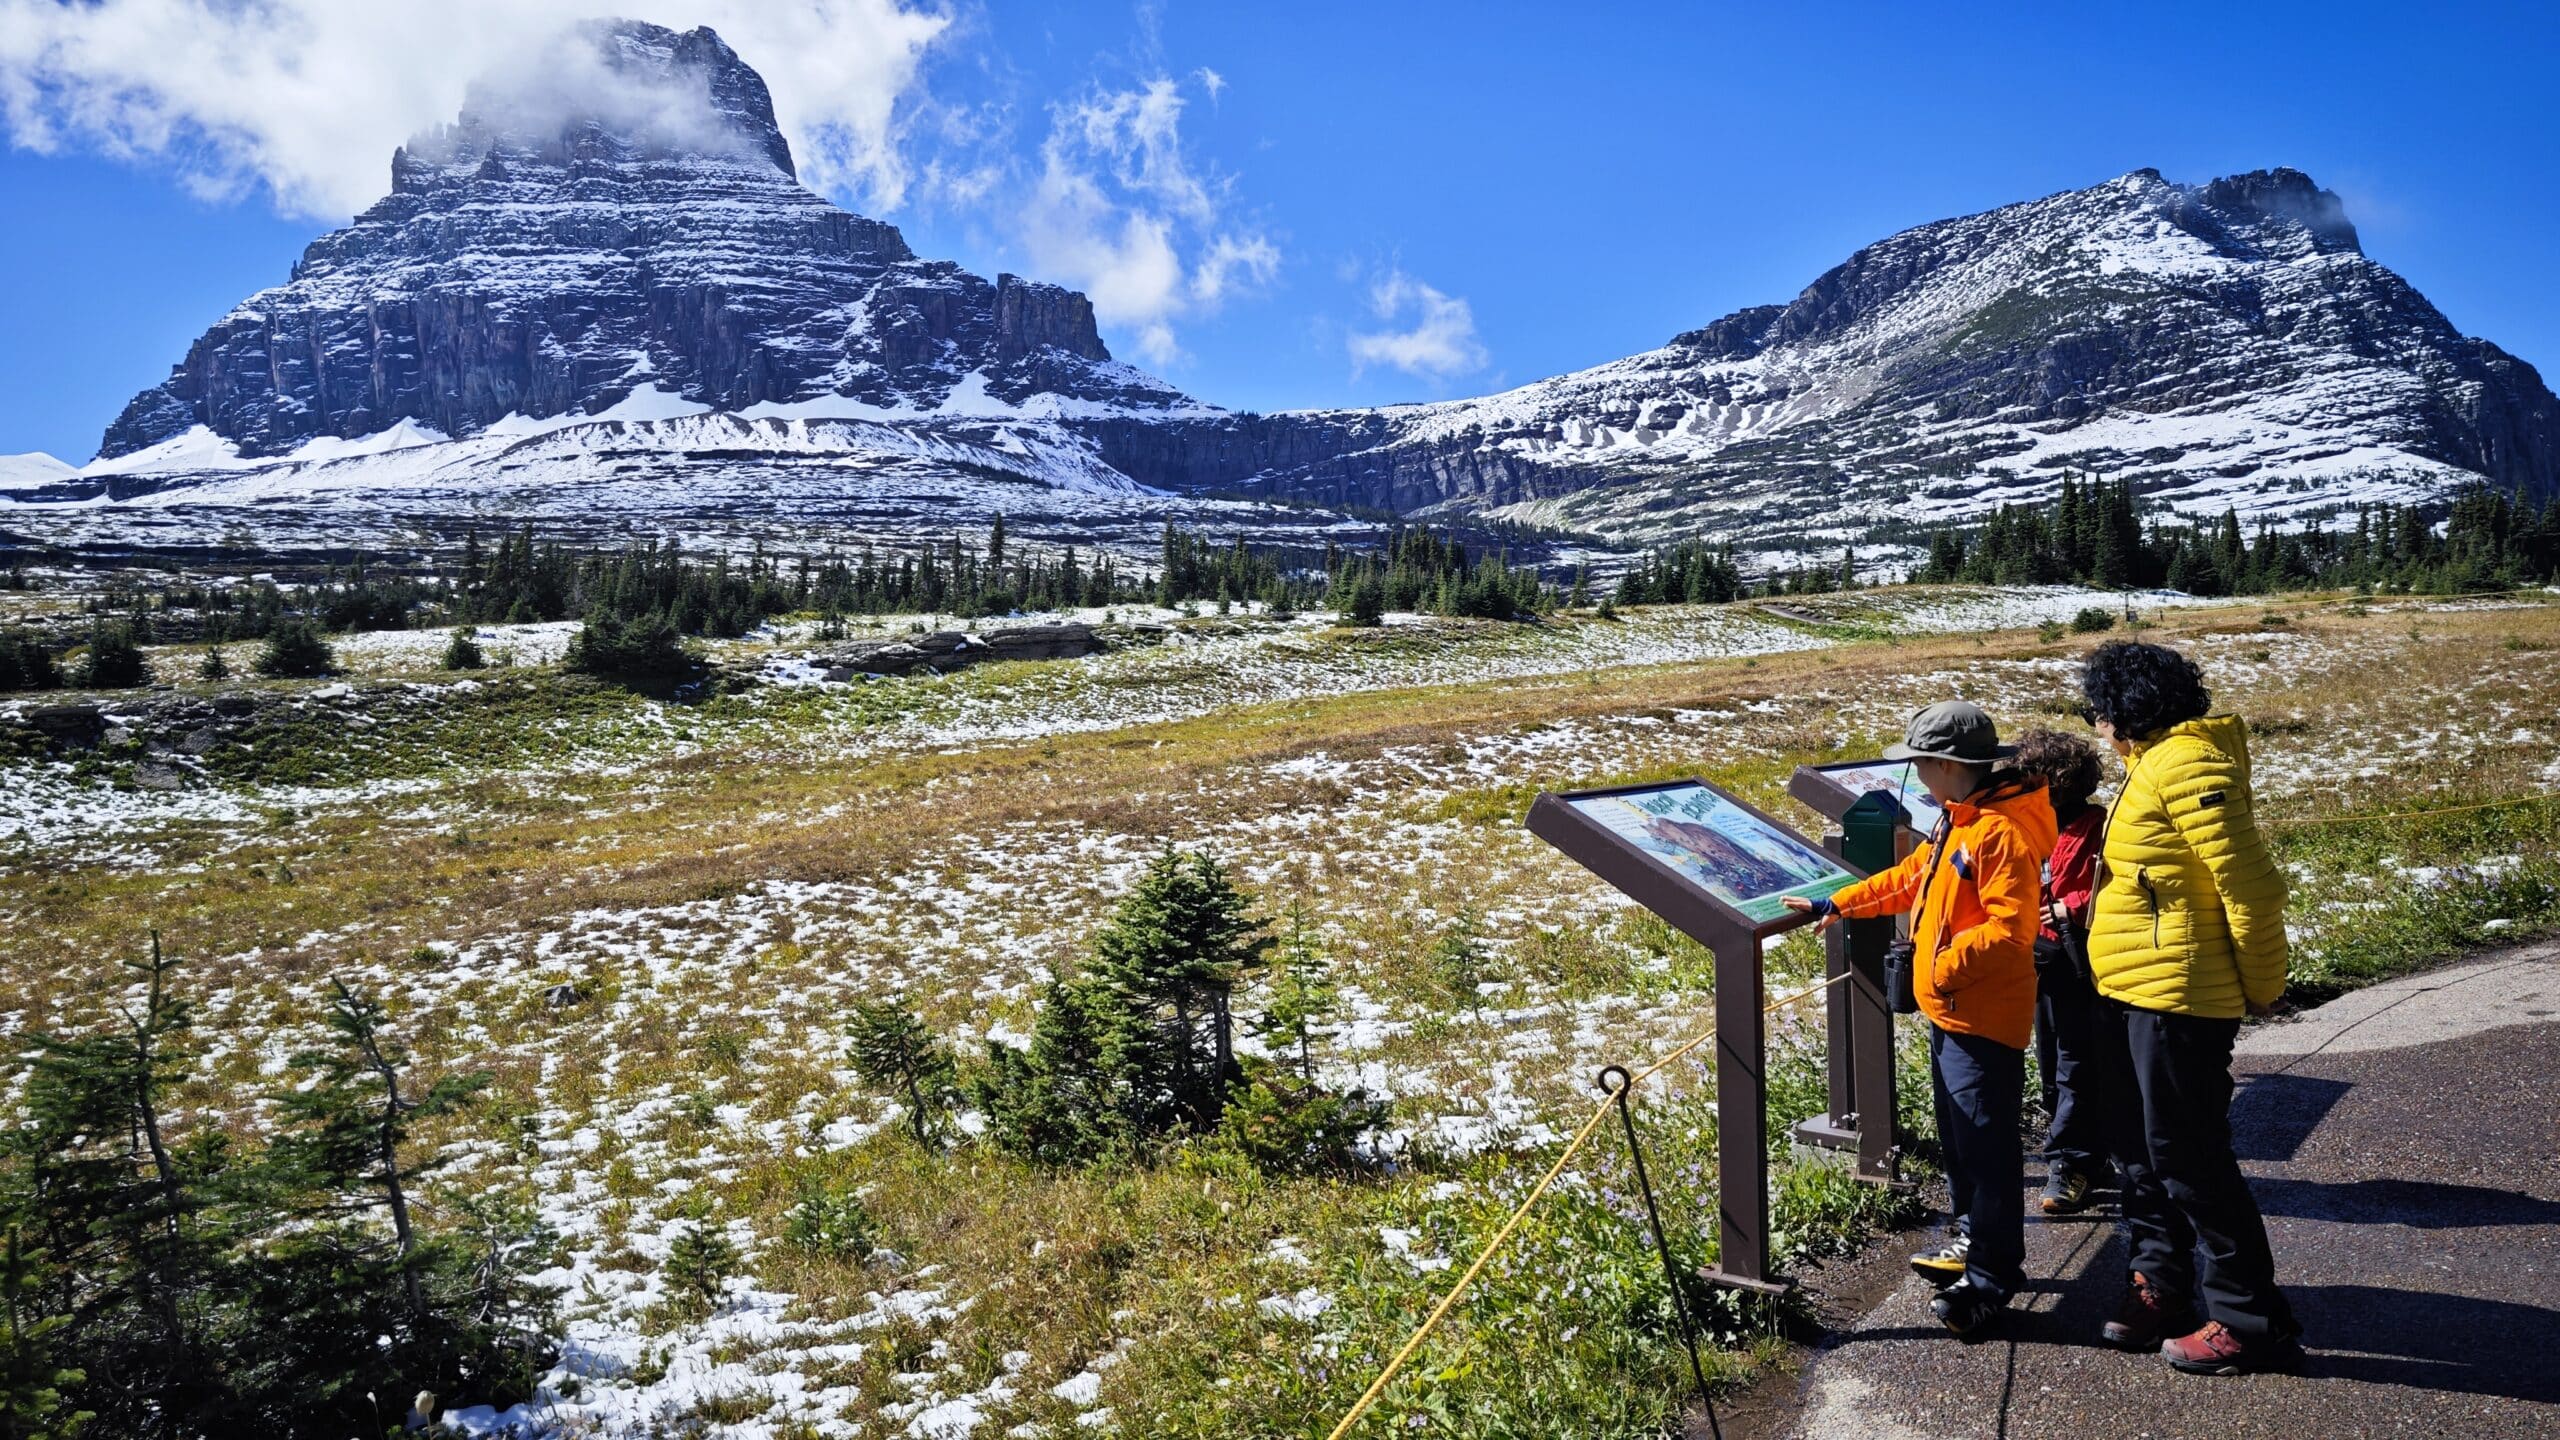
[1068,168,2559,544]
[4,407,1361,560]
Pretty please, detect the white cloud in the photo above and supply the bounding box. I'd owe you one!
[1348,270,1489,380]
[0,0,951,219]
[1195,66,1226,102]
[1194,233,1279,303]
[1016,73,1277,366]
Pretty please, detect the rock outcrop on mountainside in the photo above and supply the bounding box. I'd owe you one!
[66,18,2560,554]
[98,20,1183,461]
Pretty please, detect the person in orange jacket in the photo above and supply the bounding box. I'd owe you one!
[1787,700,2057,1338]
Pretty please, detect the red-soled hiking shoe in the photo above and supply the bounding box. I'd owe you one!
[2101,1272,2190,1351]
[2162,1320,2303,1375]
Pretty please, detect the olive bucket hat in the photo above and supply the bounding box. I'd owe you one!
[1882,700,2014,765]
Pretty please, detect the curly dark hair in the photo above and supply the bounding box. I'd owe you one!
[2080,640,2211,742]
[2012,727,2106,812]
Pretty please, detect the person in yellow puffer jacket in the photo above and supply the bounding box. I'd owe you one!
[2078,641,2302,1377]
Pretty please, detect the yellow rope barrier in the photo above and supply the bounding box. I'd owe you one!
[1321,966,1853,1440]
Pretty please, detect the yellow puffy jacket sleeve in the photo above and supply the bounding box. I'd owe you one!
[2156,740,2290,1008]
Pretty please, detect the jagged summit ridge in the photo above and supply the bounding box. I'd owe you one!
[98,20,1181,461]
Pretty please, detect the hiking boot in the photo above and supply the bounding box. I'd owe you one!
[1931,1281,2005,1341]
[2163,1321,2303,1376]
[2039,1168,2095,1215]
[2102,1272,2190,1351]
[1908,1233,1970,1284]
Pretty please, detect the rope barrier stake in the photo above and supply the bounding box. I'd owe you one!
[1600,1064,1723,1440]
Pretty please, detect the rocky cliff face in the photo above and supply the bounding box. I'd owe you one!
[1062,167,2560,542]
[99,20,1178,460]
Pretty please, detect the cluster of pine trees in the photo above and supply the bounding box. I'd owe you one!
[1325,527,1557,624]
[1913,473,2560,594]
[0,938,557,1438]
[1612,538,1747,606]
[855,850,1383,1176]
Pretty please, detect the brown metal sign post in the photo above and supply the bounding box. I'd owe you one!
[1787,762,1930,1188]
[1526,778,1865,1294]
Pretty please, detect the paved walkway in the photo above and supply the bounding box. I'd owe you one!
[1779,938,2560,1440]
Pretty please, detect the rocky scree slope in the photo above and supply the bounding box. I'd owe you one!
[97,20,1188,463]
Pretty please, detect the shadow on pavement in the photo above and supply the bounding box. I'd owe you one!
[2254,1176,2560,1228]
[2296,1283,2560,1404]
[2230,1073,2353,1162]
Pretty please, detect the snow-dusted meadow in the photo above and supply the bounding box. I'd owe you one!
[4,585,2555,1437]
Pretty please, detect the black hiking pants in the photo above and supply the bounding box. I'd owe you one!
[1932,1022,2026,1302]
[2033,933,2111,1182]
[2096,997,2299,1340]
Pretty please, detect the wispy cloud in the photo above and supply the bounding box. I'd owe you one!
[1017,72,1278,365]
[1348,269,1489,381]
[0,0,951,219]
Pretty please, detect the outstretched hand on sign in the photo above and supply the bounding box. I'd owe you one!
[1781,895,1840,932]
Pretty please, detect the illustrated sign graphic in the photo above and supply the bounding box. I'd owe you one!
[1818,760,1944,833]
[1566,782,1857,922]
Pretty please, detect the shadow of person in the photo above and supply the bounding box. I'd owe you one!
[2252,1176,2560,1229]
[2230,1072,2353,1161]
[2294,1283,2560,1404]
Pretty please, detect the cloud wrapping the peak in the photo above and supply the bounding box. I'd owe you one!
[1349,270,1488,381]
[0,0,950,218]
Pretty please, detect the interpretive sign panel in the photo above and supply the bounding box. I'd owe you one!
[1564,783,1858,924]
[1527,777,1866,1293]
[1789,757,1944,834]
[1528,779,1859,942]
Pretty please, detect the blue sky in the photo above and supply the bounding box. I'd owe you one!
[3,1,2556,462]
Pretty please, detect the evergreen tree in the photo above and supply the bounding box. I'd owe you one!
[79,624,147,689]
[248,980,493,1425]
[1430,907,1499,1024]
[661,1219,739,1324]
[11,935,234,1437]
[564,611,691,683]
[196,647,229,682]
[439,627,485,671]
[2090,479,2136,589]
[1254,900,1340,1084]
[255,620,335,679]
[1088,850,1272,1135]
[780,1181,876,1261]
[977,980,1126,1166]
[0,1230,90,1440]
[845,1002,959,1148]
[1343,570,1387,627]
[0,633,63,694]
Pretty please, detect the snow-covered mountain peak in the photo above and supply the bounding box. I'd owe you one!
[93,19,1197,464]
[399,20,797,186]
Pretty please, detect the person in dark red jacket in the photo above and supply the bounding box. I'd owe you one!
[2013,727,2114,1214]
